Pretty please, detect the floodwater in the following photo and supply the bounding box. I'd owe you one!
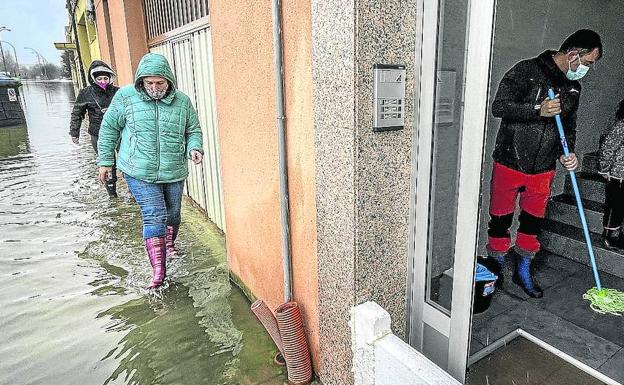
[0,82,285,385]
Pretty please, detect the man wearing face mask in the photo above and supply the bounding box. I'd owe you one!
[97,53,204,289]
[69,60,119,197]
[486,29,602,298]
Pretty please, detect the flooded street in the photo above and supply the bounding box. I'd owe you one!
[0,82,285,385]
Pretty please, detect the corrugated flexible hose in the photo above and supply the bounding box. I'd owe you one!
[251,299,284,356]
[276,301,313,384]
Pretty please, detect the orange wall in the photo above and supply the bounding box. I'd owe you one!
[95,0,114,69]
[99,0,148,86]
[210,0,320,371]
[281,0,320,372]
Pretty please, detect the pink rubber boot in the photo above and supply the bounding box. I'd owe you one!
[165,225,179,259]
[145,237,166,289]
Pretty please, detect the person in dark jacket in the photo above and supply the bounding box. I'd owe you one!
[598,99,624,250]
[70,60,120,197]
[487,29,602,298]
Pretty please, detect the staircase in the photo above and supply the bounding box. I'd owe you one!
[541,152,624,279]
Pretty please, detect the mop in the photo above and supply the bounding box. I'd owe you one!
[548,88,624,315]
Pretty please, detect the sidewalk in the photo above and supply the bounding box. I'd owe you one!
[176,201,291,384]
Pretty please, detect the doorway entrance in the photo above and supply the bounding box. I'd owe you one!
[408,0,624,383]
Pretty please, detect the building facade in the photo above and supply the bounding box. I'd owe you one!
[89,1,624,385]
[60,0,103,88]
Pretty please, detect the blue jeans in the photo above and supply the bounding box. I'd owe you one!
[124,174,184,239]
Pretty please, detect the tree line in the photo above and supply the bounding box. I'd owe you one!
[0,50,72,80]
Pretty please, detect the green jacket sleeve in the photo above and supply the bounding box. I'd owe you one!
[185,100,204,157]
[97,91,126,166]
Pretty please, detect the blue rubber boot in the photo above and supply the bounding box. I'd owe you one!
[512,255,543,298]
[493,255,505,288]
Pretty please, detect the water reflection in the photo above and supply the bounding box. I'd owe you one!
[0,82,283,385]
[0,124,30,157]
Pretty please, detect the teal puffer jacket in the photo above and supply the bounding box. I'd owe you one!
[97,53,203,183]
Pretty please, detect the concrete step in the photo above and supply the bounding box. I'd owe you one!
[563,172,606,204]
[581,151,599,174]
[540,219,624,279]
[545,194,604,234]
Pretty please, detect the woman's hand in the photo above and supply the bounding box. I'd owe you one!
[98,167,113,185]
[190,150,203,165]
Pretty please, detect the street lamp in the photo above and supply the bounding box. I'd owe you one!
[24,47,48,80]
[0,41,20,77]
[0,27,10,75]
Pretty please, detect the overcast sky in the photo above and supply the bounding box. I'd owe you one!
[0,0,68,66]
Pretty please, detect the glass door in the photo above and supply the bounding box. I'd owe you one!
[407,0,496,382]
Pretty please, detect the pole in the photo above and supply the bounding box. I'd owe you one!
[25,47,48,80]
[35,52,42,78]
[272,0,292,303]
[548,88,603,290]
[0,27,8,74]
[0,43,7,74]
[0,41,20,76]
[39,54,48,80]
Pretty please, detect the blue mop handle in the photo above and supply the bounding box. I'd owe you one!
[548,88,602,290]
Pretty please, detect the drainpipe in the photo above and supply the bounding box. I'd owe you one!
[254,7,313,383]
[272,0,292,303]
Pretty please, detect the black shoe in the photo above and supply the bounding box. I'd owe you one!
[512,255,543,298]
[602,228,624,250]
[105,182,118,198]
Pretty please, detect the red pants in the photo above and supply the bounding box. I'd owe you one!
[487,163,555,257]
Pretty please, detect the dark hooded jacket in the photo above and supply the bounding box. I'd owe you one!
[492,50,581,174]
[69,60,119,138]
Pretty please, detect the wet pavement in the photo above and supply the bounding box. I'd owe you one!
[467,337,606,385]
[0,82,288,385]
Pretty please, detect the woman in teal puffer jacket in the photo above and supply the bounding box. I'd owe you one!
[97,53,204,289]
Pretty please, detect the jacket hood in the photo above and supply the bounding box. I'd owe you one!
[88,60,115,85]
[134,53,177,92]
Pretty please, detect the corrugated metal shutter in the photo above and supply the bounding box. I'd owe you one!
[191,29,225,230]
[149,28,226,231]
[144,0,209,40]
[149,43,174,64]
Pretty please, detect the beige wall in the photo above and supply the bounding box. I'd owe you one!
[210,0,320,371]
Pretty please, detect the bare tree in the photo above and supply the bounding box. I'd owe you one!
[61,50,73,79]
[0,51,19,76]
[20,63,61,79]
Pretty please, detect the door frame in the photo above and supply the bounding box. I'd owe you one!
[406,0,497,381]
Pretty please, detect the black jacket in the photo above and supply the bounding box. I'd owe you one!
[69,60,119,138]
[492,50,581,174]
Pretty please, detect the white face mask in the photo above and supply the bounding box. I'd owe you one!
[145,83,169,99]
[566,54,590,81]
